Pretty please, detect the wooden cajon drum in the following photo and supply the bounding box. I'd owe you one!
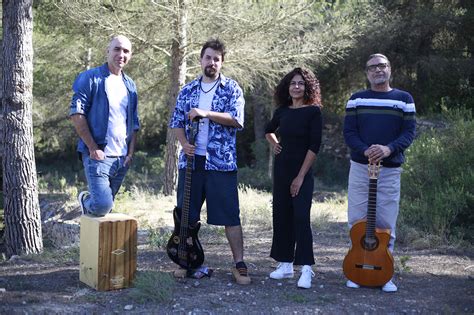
[79,213,137,291]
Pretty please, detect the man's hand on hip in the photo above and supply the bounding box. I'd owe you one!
[89,149,105,161]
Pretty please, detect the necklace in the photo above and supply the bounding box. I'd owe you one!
[200,76,220,94]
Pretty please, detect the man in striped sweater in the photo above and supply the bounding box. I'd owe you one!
[343,53,416,292]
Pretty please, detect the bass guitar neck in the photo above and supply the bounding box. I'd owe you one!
[166,118,205,270]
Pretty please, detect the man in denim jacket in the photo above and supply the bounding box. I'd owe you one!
[169,38,250,285]
[70,35,139,217]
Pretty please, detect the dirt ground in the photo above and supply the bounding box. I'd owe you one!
[1,206,473,314]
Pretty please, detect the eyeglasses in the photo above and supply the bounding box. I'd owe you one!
[366,63,389,72]
[289,81,305,87]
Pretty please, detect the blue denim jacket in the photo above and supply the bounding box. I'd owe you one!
[169,74,245,171]
[69,63,139,155]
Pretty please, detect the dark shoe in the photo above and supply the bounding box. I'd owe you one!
[232,261,251,285]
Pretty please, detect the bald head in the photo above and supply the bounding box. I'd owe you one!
[108,35,132,51]
[107,35,132,75]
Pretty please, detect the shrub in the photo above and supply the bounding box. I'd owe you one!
[313,152,350,188]
[129,271,175,303]
[122,151,165,192]
[238,139,273,190]
[398,109,474,244]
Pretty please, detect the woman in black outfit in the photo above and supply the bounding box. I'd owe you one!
[265,67,322,289]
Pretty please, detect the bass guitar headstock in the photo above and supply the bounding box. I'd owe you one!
[186,117,201,146]
[368,162,381,179]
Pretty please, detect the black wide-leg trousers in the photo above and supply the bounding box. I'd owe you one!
[270,168,315,266]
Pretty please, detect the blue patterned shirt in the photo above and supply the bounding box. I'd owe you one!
[169,74,245,171]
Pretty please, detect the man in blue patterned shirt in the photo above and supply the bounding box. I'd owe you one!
[169,38,250,284]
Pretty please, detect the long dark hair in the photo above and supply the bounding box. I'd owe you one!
[273,67,322,107]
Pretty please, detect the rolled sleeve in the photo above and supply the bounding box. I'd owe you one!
[227,84,245,129]
[69,72,91,116]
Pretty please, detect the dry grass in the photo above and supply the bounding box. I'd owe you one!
[112,185,348,248]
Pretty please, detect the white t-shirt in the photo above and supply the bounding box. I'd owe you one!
[194,80,218,156]
[104,74,128,157]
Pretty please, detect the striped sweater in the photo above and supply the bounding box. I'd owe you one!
[343,88,416,167]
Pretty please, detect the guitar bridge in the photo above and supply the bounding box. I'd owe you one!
[355,264,382,270]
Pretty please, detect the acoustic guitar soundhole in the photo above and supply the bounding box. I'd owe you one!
[361,235,379,251]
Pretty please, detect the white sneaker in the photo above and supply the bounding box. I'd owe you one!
[269,262,294,279]
[346,280,360,288]
[78,191,90,215]
[382,280,398,292]
[297,265,314,289]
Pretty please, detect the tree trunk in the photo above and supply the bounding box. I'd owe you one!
[0,38,3,191]
[2,0,43,256]
[163,0,188,196]
[251,96,266,141]
[249,88,273,179]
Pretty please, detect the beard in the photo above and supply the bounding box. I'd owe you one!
[204,66,217,78]
[374,77,388,85]
[372,75,389,85]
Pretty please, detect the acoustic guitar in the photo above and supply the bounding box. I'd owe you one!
[343,162,394,287]
[166,119,204,270]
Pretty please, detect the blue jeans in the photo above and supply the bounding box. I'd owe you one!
[82,154,129,216]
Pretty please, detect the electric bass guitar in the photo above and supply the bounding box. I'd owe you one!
[343,162,394,287]
[166,119,204,270]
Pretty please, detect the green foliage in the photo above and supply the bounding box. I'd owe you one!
[399,109,474,244]
[313,152,349,189]
[147,224,171,249]
[238,139,273,190]
[319,0,474,115]
[26,246,79,264]
[399,255,412,272]
[36,159,83,194]
[122,151,165,192]
[28,1,379,159]
[129,271,175,304]
[284,292,308,303]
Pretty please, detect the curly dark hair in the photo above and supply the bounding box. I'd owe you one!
[273,67,322,107]
[200,38,226,61]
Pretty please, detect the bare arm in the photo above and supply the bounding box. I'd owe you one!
[265,133,282,155]
[124,131,138,166]
[188,108,241,128]
[70,114,105,160]
[291,150,317,197]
